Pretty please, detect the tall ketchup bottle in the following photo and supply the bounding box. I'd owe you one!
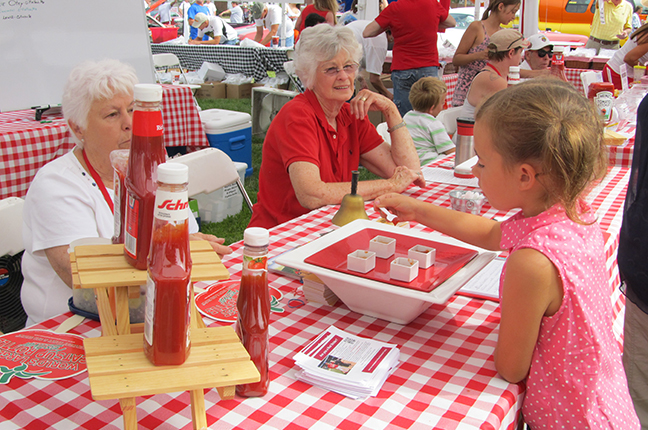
[144,163,192,365]
[236,227,271,397]
[124,84,167,269]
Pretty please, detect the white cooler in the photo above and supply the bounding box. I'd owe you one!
[199,109,253,177]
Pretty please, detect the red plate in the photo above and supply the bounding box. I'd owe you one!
[305,228,478,292]
[0,329,86,383]
[195,280,283,323]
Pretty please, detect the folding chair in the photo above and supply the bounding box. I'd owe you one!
[152,53,189,84]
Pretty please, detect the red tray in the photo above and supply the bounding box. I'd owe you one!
[305,228,478,293]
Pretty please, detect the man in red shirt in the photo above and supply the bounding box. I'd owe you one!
[364,0,455,116]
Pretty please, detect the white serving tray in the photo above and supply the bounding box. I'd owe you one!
[277,219,497,324]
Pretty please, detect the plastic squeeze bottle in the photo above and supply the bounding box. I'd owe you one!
[550,46,568,82]
[124,84,167,269]
[144,163,192,366]
[508,66,521,85]
[236,227,271,397]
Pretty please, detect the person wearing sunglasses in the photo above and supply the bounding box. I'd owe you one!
[520,33,553,78]
[248,25,425,229]
[459,29,529,121]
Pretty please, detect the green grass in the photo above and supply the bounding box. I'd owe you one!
[195,97,379,245]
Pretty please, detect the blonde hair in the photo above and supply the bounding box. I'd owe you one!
[475,78,607,223]
[409,77,447,112]
[314,0,339,24]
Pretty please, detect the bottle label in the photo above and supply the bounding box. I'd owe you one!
[144,273,156,346]
[552,54,564,67]
[124,191,139,258]
[243,254,268,272]
[133,110,164,137]
[594,91,614,121]
[154,189,189,222]
[113,170,122,239]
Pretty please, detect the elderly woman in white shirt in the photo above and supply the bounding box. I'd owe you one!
[21,59,231,325]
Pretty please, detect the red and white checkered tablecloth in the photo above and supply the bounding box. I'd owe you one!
[442,68,589,107]
[0,85,207,200]
[0,156,630,430]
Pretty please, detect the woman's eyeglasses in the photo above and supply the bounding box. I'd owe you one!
[536,49,553,58]
[322,63,359,76]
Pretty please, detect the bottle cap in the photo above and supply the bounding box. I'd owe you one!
[553,46,564,53]
[157,163,188,184]
[244,227,269,246]
[134,84,163,102]
[509,66,520,73]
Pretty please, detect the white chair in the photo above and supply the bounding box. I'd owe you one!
[152,53,189,84]
[283,61,303,93]
[168,148,254,213]
[436,106,463,137]
[580,70,603,97]
[376,122,391,145]
[0,197,24,257]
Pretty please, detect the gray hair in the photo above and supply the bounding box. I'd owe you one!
[62,59,138,146]
[294,25,363,89]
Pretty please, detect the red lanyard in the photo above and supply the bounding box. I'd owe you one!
[486,63,502,77]
[82,150,114,214]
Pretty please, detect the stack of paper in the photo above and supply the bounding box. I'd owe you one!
[302,274,338,305]
[293,325,400,399]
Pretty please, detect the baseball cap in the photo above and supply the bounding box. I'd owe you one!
[191,12,209,28]
[251,2,265,20]
[527,33,553,51]
[488,29,530,52]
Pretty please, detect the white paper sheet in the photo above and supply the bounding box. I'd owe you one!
[456,258,505,301]
[422,167,479,187]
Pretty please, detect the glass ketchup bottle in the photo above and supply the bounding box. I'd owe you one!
[124,84,167,269]
[144,163,192,366]
[236,227,271,397]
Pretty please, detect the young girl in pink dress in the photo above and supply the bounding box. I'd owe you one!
[374,79,640,428]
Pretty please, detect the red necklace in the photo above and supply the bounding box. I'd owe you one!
[486,63,502,77]
[82,149,114,214]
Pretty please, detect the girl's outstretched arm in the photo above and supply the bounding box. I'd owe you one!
[494,248,563,383]
[373,193,502,251]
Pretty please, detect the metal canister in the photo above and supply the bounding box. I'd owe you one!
[455,117,475,167]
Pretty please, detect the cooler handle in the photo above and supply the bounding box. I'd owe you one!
[229,135,245,151]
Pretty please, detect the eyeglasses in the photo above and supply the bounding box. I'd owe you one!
[322,63,359,77]
[536,49,553,58]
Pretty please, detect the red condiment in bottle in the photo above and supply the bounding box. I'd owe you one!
[550,46,568,82]
[144,163,192,366]
[587,82,615,101]
[124,84,167,269]
[236,227,271,397]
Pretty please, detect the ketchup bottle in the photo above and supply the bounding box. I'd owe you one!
[550,46,568,82]
[124,84,167,269]
[110,149,129,244]
[144,163,192,366]
[236,227,271,397]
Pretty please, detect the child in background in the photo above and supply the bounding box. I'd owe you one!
[403,77,455,166]
[375,79,640,428]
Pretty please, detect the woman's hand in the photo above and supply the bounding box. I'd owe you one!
[373,192,421,224]
[388,166,425,192]
[349,89,393,120]
[190,232,233,258]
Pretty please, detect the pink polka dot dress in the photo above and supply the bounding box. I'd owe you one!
[500,203,640,429]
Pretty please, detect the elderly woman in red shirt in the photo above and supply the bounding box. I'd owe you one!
[249,25,425,229]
